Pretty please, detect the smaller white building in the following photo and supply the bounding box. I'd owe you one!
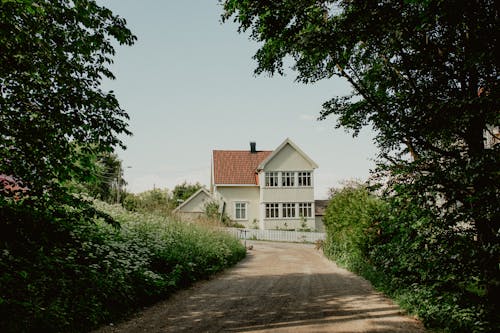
[173,188,212,221]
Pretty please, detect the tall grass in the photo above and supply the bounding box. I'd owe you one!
[0,201,246,332]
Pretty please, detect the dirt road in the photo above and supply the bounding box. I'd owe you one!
[94,241,425,333]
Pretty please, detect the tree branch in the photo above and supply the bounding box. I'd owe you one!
[335,63,386,115]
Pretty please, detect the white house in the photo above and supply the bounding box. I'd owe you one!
[177,138,323,230]
[210,138,320,230]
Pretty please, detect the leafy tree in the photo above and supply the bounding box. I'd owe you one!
[98,153,127,203]
[323,182,386,264]
[172,182,203,206]
[0,0,136,202]
[78,152,127,203]
[123,188,175,215]
[323,182,493,331]
[222,0,499,301]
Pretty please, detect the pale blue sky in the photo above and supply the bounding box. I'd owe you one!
[99,0,378,199]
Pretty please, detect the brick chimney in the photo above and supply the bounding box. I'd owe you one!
[250,142,256,153]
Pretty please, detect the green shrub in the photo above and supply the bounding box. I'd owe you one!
[122,188,175,215]
[204,200,231,225]
[322,183,497,332]
[323,182,387,266]
[368,195,496,332]
[0,201,246,332]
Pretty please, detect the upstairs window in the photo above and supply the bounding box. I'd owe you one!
[298,203,312,218]
[298,171,311,187]
[282,203,296,218]
[265,203,279,218]
[234,202,247,220]
[265,172,279,187]
[281,171,295,187]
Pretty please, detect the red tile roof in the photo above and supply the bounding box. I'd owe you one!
[213,150,272,185]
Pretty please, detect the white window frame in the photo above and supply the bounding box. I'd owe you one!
[234,202,247,220]
[298,202,312,218]
[265,203,280,219]
[298,171,312,187]
[265,172,279,187]
[282,203,296,218]
[281,171,295,187]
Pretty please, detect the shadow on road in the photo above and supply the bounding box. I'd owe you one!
[95,242,424,333]
[143,252,423,332]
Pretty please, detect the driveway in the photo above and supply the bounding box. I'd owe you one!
[94,241,425,333]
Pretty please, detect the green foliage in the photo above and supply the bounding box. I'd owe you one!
[323,182,387,269]
[0,0,136,199]
[298,216,312,232]
[66,151,127,204]
[368,192,497,332]
[222,0,499,309]
[223,1,499,331]
[203,200,220,220]
[0,201,246,332]
[87,153,127,204]
[0,2,245,332]
[322,183,497,332]
[172,182,203,207]
[203,200,231,226]
[123,188,175,215]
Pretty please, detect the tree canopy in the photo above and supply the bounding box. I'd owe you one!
[0,0,136,201]
[222,0,499,299]
[73,152,127,204]
[172,182,204,206]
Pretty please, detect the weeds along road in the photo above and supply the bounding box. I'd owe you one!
[95,241,425,333]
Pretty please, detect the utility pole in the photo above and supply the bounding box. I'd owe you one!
[116,165,132,204]
[116,164,121,204]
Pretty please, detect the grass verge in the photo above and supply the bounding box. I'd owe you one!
[0,201,246,332]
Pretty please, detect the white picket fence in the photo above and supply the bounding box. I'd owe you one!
[224,228,326,243]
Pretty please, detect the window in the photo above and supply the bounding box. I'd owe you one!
[234,202,247,220]
[298,203,312,218]
[282,203,296,218]
[265,203,279,218]
[265,172,279,187]
[298,171,311,186]
[281,171,295,187]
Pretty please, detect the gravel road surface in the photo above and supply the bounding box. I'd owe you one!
[94,241,425,333]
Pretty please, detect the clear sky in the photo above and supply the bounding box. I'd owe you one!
[99,0,378,199]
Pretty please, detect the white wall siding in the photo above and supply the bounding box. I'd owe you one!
[177,192,210,213]
[261,187,314,202]
[216,186,260,227]
[259,143,316,229]
[264,143,314,170]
